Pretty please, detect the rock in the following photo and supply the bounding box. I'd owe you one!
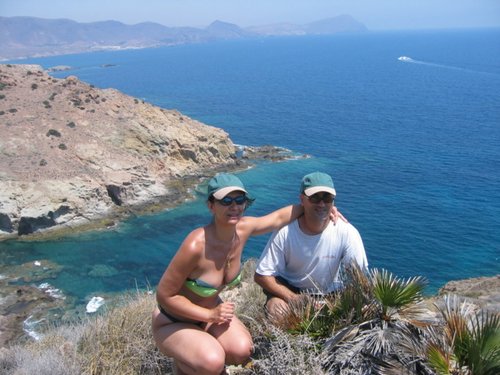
[0,282,69,347]
[0,64,242,239]
[46,65,72,72]
[437,275,500,313]
[239,144,309,162]
[88,264,119,278]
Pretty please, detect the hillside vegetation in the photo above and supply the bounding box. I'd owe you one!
[1,260,498,375]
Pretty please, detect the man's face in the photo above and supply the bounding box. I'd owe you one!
[301,192,335,221]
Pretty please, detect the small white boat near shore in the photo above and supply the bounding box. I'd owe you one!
[86,296,105,313]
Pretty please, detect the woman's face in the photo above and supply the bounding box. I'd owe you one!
[209,191,247,224]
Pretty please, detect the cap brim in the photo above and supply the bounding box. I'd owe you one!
[303,186,336,197]
[213,186,248,200]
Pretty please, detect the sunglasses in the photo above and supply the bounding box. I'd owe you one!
[307,193,335,204]
[216,195,248,206]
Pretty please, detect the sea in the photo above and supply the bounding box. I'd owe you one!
[2,28,499,331]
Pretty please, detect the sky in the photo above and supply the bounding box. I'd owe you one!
[1,0,499,30]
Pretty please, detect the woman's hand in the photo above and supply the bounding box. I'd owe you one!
[209,301,235,324]
[330,206,348,224]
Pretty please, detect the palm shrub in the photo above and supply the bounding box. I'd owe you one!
[257,263,433,373]
[425,294,500,375]
[265,263,374,339]
[322,267,433,374]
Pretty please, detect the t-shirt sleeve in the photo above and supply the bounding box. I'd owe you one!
[255,229,286,276]
[343,224,368,271]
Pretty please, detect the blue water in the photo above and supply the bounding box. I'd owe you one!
[2,29,500,312]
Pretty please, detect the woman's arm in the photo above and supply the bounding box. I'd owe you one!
[243,204,303,237]
[156,230,213,322]
[242,204,345,237]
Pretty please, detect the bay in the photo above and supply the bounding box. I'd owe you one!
[2,29,499,317]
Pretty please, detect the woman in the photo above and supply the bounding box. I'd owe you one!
[152,173,340,374]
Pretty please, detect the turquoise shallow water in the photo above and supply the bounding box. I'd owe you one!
[2,29,500,313]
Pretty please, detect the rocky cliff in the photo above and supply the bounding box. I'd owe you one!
[0,64,242,238]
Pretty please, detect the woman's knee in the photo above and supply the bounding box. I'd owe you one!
[225,335,253,365]
[196,347,226,374]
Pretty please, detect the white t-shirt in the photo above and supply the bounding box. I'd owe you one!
[256,219,368,294]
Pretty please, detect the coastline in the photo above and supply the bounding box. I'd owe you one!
[0,145,302,242]
[0,172,222,242]
[0,148,305,347]
[1,261,498,349]
[0,63,304,242]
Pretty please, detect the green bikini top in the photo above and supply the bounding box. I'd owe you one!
[185,270,242,298]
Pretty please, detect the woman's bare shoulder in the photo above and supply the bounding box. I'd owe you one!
[179,227,206,257]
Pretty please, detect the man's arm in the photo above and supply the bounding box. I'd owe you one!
[254,273,300,303]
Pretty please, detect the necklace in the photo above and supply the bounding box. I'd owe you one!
[224,231,238,270]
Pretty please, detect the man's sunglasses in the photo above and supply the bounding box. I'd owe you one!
[216,195,248,206]
[307,193,335,204]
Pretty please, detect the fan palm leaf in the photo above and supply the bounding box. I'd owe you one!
[371,269,427,319]
[466,311,500,375]
[426,294,500,375]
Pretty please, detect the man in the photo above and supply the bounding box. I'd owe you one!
[254,171,368,316]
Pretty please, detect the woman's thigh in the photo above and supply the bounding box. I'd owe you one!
[208,315,253,363]
[152,309,225,366]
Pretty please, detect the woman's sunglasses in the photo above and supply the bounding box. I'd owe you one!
[216,195,248,206]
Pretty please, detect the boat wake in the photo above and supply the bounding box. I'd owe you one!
[398,56,431,65]
[397,56,500,77]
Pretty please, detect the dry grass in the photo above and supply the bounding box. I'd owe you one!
[0,291,172,375]
[251,325,328,375]
[77,291,172,375]
[0,259,328,374]
[0,322,85,374]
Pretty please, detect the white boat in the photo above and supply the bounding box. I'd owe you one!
[398,56,412,61]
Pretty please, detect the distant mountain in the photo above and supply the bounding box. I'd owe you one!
[0,15,367,60]
[248,15,367,36]
[206,20,255,40]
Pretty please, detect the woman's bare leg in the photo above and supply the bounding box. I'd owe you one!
[152,308,226,375]
[208,315,253,365]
